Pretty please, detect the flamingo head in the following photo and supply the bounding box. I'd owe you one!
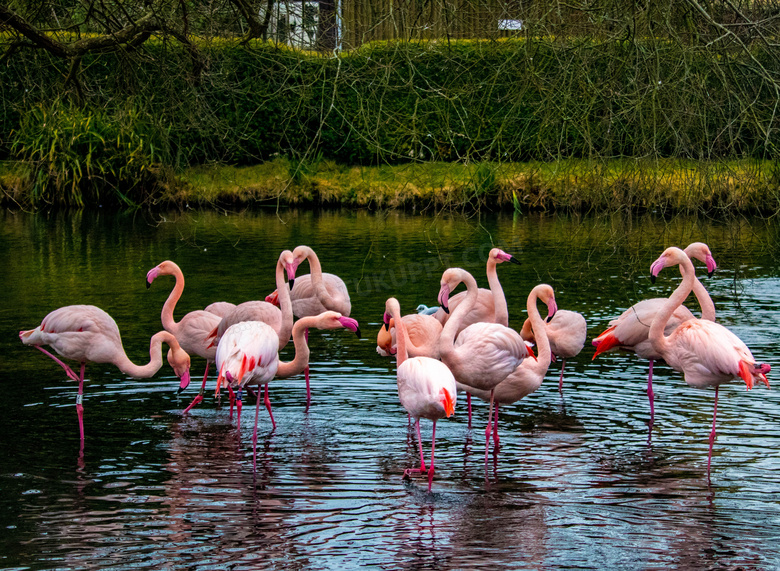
[491,248,521,266]
[290,245,313,289]
[377,319,395,355]
[146,260,178,289]
[265,290,280,306]
[337,315,361,338]
[437,269,464,315]
[536,284,557,319]
[167,346,192,392]
[684,242,718,277]
[519,317,535,343]
[650,247,686,283]
[316,311,361,338]
[279,249,297,291]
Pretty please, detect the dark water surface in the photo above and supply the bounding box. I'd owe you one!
[1,208,779,570]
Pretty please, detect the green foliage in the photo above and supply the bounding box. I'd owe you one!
[11,99,165,208]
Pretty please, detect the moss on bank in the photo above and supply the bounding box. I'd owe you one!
[3,158,779,215]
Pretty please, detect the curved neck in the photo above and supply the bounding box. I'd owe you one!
[526,290,551,373]
[113,331,171,378]
[161,268,184,333]
[439,271,479,357]
[303,248,329,300]
[487,258,509,327]
[389,302,409,366]
[692,276,716,321]
[275,259,294,349]
[650,256,697,354]
[276,316,316,378]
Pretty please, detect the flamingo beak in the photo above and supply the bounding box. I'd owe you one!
[508,255,521,265]
[547,299,558,319]
[438,285,451,314]
[178,370,191,392]
[146,267,160,289]
[706,254,717,278]
[650,256,666,283]
[338,316,361,338]
[383,312,391,331]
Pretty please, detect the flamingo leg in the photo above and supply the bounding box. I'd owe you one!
[76,362,86,448]
[304,328,311,411]
[236,389,243,431]
[647,360,655,421]
[35,346,80,382]
[228,385,236,419]
[707,386,719,476]
[253,388,262,472]
[427,420,437,492]
[484,390,495,466]
[467,392,472,429]
[403,418,427,479]
[492,403,500,449]
[558,359,566,394]
[263,384,276,429]
[182,361,210,415]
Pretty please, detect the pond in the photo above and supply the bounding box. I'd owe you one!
[1,207,779,569]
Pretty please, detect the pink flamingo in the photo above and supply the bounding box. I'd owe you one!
[203,301,237,318]
[216,312,360,470]
[433,248,520,424]
[384,298,456,492]
[521,307,586,393]
[20,304,191,448]
[266,245,351,407]
[436,268,531,465]
[376,308,443,359]
[649,246,770,475]
[468,284,557,446]
[146,260,224,413]
[209,250,296,350]
[592,242,718,421]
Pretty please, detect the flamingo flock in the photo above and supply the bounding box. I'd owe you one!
[20,241,770,489]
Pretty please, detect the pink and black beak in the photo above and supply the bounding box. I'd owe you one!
[146,266,160,289]
[649,256,667,284]
[497,249,521,266]
[339,316,361,338]
[178,370,191,393]
[383,311,391,331]
[438,284,451,314]
[706,254,717,278]
[286,262,298,291]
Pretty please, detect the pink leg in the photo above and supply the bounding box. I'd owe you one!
[427,420,437,492]
[253,389,262,472]
[76,362,86,447]
[263,384,276,429]
[647,360,655,421]
[182,362,210,415]
[707,386,719,476]
[492,403,500,448]
[467,392,472,429]
[484,390,494,466]
[403,418,427,479]
[304,328,311,410]
[235,389,243,432]
[558,359,566,393]
[228,385,236,419]
[35,346,79,381]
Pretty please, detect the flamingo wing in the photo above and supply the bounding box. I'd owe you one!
[397,357,457,420]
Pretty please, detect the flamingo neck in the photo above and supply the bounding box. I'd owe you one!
[692,276,716,321]
[486,258,509,327]
[650,255,697,355]
[440,271,478,357]
[389,301,409,366]
[275,259,294,350]
[303,248,329,301]
[161,267,185,333]
[527,290,551,373]
[277,316,317,378]
[113,331,173,378]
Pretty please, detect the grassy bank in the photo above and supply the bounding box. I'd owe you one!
[4,157,779,214]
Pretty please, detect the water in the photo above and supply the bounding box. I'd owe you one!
[1,208,779,570]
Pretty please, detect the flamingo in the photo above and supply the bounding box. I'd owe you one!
[468,284,557,446]
[384,298,456,492]
[433,248,520,424]
[265,245,351,407]
[592,242,718,421]
[209,250,296,351]
[146,260,223,413]
[649,246,770,475]
[376,301,443,359]
[216,312,360,470]
[521,307,586,393]
[433,248,519,330]
[203,301,237,318]
[20,305,192,448]
[436,268,530,464]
